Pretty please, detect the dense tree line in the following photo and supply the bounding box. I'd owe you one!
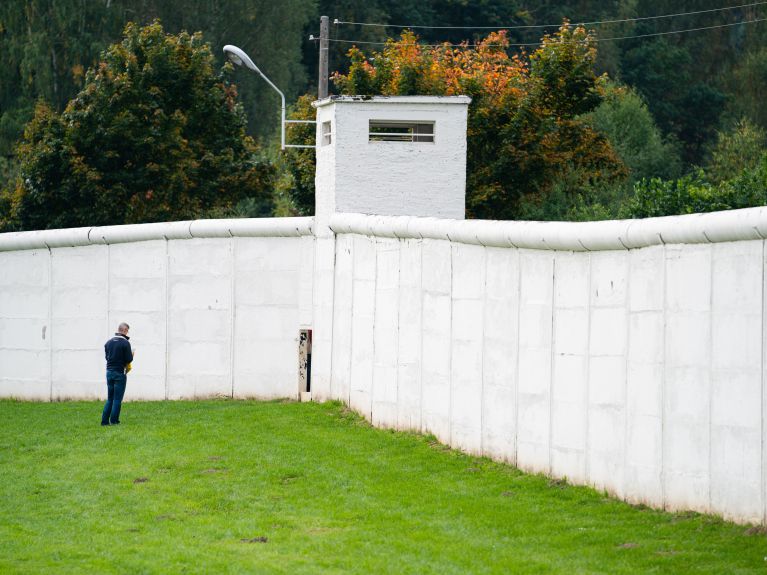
[2,0,767,228]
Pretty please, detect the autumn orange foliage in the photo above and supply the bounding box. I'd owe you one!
[332,23,625,219]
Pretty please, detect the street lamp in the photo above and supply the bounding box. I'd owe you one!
[223,44,314,150]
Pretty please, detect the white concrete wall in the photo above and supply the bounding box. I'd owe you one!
[4,207,767,524]
[0,219,313,403]
[326,210,767,525]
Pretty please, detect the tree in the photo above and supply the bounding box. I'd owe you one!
[731,48,767,131]
[3,21,273,231]
[330,24,625,219]
[0,0,314,194]
[619,38,726,164]
[589,83,680,181]
[705,118,766,183]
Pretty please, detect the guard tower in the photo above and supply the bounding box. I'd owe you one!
[312,95,471,232]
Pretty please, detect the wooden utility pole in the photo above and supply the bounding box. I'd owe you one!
[318,15,329,99]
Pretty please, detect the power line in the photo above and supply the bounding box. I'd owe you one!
[333,1,767,31]
[321,16,767,49]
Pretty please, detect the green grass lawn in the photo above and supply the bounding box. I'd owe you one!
[1,399,766,574]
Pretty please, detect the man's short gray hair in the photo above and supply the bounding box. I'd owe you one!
[118,322,130,333]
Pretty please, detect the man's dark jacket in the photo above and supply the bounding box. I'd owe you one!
[105,333,133,372]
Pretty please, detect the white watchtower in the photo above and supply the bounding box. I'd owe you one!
[312,95,471,232]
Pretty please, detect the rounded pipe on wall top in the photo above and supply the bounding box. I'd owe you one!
[0,217,315,253]
[328,207,767,251]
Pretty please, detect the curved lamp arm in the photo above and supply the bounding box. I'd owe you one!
[223,44,287,149]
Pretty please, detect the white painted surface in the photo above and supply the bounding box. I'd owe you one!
[1,227,312,403]
[313,96,469,226]
[322,215,767,525]
[5,206,767,523]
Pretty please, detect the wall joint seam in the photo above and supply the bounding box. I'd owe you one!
[584,253,593,485]
[164,239,170,401]
[661,244,668,509]
[229,237,236,399]
[708,245,714,514]
[480,246,488,456]
[762,238,766,525]
[47,246,53,402]
[622,250,631,501]
[419,239,426,435]
[548,255,557,475]
[448,242,454,448]
[370,238,378,421]
[513,250,522,466]
[347,237,356,406]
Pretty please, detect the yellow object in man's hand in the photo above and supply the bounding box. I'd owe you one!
[125,348,135,374]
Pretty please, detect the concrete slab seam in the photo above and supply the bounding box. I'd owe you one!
[513,248,522,466]
[584,253,593,484]
[417,240,423,431]
[623,251,631,501]
[661,244,668,509]
[708,245,714,514]
[229,237,236,398]
[448,241,454,447]
[548,255,557,475]
[347,238,356,406]
[47,246,53,402]
[328,236,340,402]
[419,239,426,435]
[164,239,170,401]
[394,239,402,427]
[370,238,378,421]
[106,244,111,400]
[480,245,488,456]
[762,238,766,525]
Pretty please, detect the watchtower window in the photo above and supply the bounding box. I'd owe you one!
[321,121,333,146]
[369,120,434,143]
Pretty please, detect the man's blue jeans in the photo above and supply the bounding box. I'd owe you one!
[102,370,127,425]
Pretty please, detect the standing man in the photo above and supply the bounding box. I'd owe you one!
[101,322,134,426]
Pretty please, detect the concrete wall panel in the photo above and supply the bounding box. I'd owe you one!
[107,241,168,400]
[450,243,485,454]
[663,245,712,513]
[0,250,50,399]
[167,239,232,399]
[311,236,336,401]
[587,251,628,497]
[349,235,376,417]
[397,239,423,430]
[371,239,400,428]
[625,236,664,511]
[481,247,518,462]
[550,252,590,483]
[50,246,108,399]
[330,234,354,403]
[420,239,452,444]
[516,250,554,472]
[710,241,763,522]
[233,237,303,400]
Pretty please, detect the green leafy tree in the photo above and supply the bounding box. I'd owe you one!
[621,162,767,219]
[589,83,680,181]
[620,38,726,164]
[706,118,766,184]
[731,48,767,130]
[4,21,273,231]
